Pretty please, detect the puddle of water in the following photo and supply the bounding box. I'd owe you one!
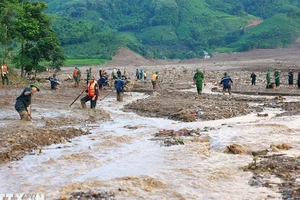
[0,92,298,199]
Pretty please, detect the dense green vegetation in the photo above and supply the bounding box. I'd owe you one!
[2,0,300,69]
[0,0,65,75]
[42,0,300,59]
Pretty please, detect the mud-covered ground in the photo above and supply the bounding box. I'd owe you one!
[1,46,300,199]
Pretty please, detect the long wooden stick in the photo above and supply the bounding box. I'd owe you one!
[69,89,85,107]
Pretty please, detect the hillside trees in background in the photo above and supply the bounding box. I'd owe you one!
[0,0,65,76]
[43,0,300,59]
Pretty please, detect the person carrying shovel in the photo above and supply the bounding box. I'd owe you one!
[80,76,99,109]
[193,68,206,97]
[15,83,40,121]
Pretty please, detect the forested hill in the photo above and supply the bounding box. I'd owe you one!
[44,0,300,59]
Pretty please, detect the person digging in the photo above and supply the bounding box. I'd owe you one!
[15,83,40,121]
[80,76,99,109]
[193,68,206,98]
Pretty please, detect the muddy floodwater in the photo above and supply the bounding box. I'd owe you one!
[1,48,300,199]
[0,88,299,199]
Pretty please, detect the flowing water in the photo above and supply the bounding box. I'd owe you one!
[0,92,299,199]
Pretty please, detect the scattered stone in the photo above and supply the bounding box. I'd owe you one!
[60,189,115,200]
[257,113,268,117]
[224,143,245,154]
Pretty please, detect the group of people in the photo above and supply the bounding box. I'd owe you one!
[193,68,233,96]
[79,67,128,110]
[261,68,300,89]
[136,69,147,81]
[15,65,300,121]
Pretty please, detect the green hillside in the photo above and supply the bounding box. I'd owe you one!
[2,0,300,62]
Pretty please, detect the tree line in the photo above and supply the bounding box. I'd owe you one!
[0,0,65,76]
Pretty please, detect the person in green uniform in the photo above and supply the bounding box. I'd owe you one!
[274,69,280,89]
[266,68,271,89]
[193,68,206,96]
[86,68,92,85]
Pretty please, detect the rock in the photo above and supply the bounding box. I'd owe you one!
[252,149,269,156]
[224,143,245,154]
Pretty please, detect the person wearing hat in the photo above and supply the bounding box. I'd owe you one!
[151,71,159,89]
[80,76,99,109]
[193,68,206,96]
[15,83,40,121]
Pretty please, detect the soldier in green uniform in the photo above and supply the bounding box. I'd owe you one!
[193,68,206,96]
[274,69,280,89]
[266,68,271,88]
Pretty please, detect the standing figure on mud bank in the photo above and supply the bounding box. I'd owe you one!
[86,67,92,85]
[288,69,294,88]
[220,72,233,95]
[297,70,300,89]
[115,76,126,102]
[73,67,81,87]
[266,68,271,89]
[274,69,280,89]
[136,69,140,80]
[15,84,40,121]
[151,71,159,90]
[80,76,99,109]
[1,62,9,86]
[193,68,206,97]
[250,72,257,85]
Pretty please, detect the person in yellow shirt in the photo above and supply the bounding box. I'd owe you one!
[151,71,159,89]
[143,70,147,81]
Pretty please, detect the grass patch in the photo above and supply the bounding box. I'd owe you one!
[64,59,106,66]
[214,47,237,53]
[41,59,106,67]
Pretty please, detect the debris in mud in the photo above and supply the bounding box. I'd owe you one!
[152,129,201,147]
[257,113,268,117]
[155,128,200,137]
[270,143,292,150]
[124,92,260,122]
[251,149,269,156]
[275,95,286,101]
[224,143,245,154]
[163,138,185,147]
[58,189,115,200]
[0,127,90,164]
[244,154,300,199]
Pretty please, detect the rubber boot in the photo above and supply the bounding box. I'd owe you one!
[81,102,87,108]
[19,111,30,121]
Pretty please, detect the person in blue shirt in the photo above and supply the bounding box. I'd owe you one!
[15,83,40,121]
[220,72,233,95]
[114,76,126,102]
[50,74,60,89]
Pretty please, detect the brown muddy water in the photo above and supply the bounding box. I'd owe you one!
[0,91,299,199]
